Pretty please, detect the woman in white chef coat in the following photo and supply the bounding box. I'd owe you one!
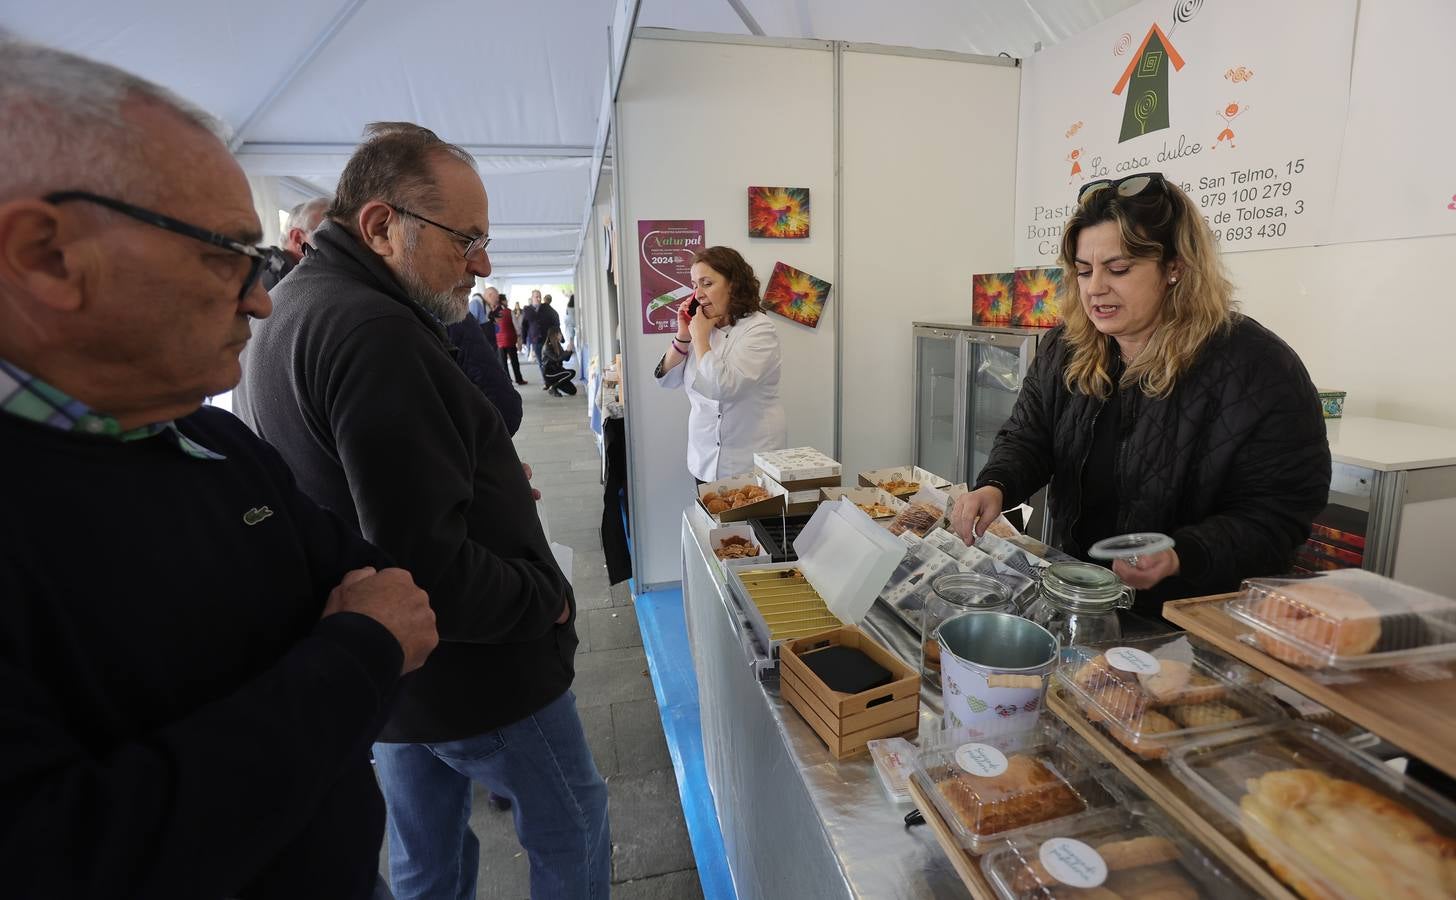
[655,246,787,482]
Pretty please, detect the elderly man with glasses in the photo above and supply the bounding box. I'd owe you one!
[237,123,608,900]
[0,42,440,899]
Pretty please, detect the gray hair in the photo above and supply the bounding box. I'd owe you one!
[329,122,477,230]
[0,40,229,204]
[285,196,332,237]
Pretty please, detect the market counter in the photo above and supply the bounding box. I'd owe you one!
[679,505,970,900]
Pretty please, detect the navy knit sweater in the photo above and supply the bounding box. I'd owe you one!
[0,406,402,899]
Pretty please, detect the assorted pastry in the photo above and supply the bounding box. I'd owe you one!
[888,502,945,537]
[1240,768,1456,899]
[878,478,921,496]
[1065,653,1254,760]
[702,483,771,515]
[1244,579,1382,667]
[713,535,762,560]
[855,502,899,519]
[1010,835,1195,898]
[928,753,1086,837]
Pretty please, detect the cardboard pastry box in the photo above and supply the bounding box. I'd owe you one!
[697,474,788,523]
[754,447,843,492]
[857,466,952,497]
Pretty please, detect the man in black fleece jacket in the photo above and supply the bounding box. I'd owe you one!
[0,42,438,898]
[237,123,608,900]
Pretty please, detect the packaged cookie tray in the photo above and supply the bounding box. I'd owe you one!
[1169,722,1456,900]
[979,806,1256,900]
[908,721,1115,853]
[1055,634,1283,761]
[1225,569,1456,670]
[726,565,843,646]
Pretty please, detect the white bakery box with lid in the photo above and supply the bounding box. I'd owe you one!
[724,499,906,678]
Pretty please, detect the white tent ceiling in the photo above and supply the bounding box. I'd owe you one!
[3,0,1137,278]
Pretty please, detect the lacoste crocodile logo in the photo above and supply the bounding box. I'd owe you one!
[243,506,274,526]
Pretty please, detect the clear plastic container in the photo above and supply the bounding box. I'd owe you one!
[979,807,1254,899]
[1170,722,1456,900]
[867,737,916,805]
[1055,633,1281,760]
[908,722,1110,853]
[1226,568,1456,670]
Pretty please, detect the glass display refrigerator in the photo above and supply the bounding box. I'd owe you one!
[911,322,1050,537]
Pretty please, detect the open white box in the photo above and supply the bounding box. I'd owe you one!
[697,472,788,523]
[820,486,908,520]
[857,465,953,497]
[708,523,771,568]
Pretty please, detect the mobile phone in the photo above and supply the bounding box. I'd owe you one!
[688,298,700,316]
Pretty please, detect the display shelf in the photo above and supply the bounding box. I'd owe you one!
[1163,593,1456,780]
[1045,687,1299,900]
[906,777,996,900]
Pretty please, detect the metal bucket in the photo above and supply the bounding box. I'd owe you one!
[937,612,1059,735]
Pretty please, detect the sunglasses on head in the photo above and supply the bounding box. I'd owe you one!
[1077,172,1167,205]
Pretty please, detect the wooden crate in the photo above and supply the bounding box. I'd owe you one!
[779,626,919,758]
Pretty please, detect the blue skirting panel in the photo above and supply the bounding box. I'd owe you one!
[634,586,737,900]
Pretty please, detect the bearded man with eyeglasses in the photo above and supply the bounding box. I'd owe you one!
[237,122,608,900]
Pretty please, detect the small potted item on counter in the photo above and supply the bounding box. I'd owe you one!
[1171,721,1456,900]
[1055,633,1280,760]
[909,721,1111,854]
[980,807,1256,899]
[1225,568,1456,670]
[938,611,1059,736]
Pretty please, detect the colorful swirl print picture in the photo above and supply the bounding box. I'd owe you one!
[748,186,811,239]
[972,272,1015,326]
[1013,267,1064,328]
[761,261,831,328]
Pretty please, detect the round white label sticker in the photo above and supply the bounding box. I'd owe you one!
[954,743,1009,778]
[1038,837,1109,888]
[1105,646,1161,675]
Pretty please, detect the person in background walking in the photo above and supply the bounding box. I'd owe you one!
[492,289,527,385]
[520,291,540,362]
[533,294,561,389]
[541,327,577,397]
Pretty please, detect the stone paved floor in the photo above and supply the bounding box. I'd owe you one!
[385,371,703,899]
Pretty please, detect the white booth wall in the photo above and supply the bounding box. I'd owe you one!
[1222,238,1456,429]
[615,32,1023,587]
[838,48,1021,479]
[617,34,840,587]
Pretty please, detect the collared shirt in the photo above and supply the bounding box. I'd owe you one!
[0,359,224,460]
[654,312,787,481]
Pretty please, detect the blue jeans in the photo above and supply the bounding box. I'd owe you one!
[373,690,610,900]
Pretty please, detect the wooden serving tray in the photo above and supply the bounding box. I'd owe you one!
[1046,686,1300,900]
[907,777,996,900]
[1164,593,1456,780]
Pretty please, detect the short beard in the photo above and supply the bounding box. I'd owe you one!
[395,226,469,324]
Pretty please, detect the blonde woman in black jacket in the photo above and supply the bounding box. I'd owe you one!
[951,173,1329,614]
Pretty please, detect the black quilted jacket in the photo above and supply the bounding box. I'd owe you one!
[976,316,1330,611]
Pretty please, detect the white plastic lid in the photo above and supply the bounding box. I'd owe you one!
[793,499,908,623]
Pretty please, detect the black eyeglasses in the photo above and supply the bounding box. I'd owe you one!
[388,204,491,259]
[1077,172,1168,205]
[44,190,288,301]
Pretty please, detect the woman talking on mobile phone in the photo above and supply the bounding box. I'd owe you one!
[655,246,786,483]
